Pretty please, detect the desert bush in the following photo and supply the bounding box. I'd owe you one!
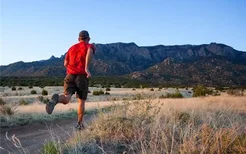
[18,87,23,90]
[37,95,44,102]
[193,85,212,97]
[61,101,246,154]
[31,90,37,94]
[19,99,29,105]
[132,93,144,100]
[42,89,48,96]
[11,86,16,91]
[150,88,154,91]
[37,95,49,104]
[43,98,50,104]
[227,89,244,96]
[106,87,111,91]
[0,105,16,116]
[0,98,6,106]
[93,89,104,96]
[160,90,184,98]
[104,92,110,95]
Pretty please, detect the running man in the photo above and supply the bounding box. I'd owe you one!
[45,30,96,130]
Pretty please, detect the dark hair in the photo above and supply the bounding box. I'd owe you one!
[79,30,90,40]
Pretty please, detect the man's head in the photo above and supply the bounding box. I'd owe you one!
[78,30,90,42]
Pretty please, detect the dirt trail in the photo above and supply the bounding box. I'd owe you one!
[0,114,94,154]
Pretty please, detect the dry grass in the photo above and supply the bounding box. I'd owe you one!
[60,96,246,154]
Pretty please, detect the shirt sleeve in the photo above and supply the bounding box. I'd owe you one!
[65,46,73,60]
[65,51,69,60]
[88,44,96,54]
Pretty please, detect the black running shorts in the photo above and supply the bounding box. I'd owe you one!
[64,74,88,100]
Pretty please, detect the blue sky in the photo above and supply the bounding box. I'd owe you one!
[1,0,246,65]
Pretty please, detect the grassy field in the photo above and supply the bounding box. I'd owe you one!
[38,95,246,154]
[1,86,246,153]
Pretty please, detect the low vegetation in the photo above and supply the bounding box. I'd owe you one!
[0,104,17,116]
[105,87,110,91]
[0,98,6,106]
[92,89,105,96]
[11,86,16,91]
[19,99,29,105]
[41,100,246,153]
[192,85,212,97]
[227,89,244,96]
[31,90,37,94]
[160,90,184,98]
[42,89,48,96]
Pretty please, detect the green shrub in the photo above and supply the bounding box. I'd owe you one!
[40,141,59,154]
[19,99,29,105]
[192,85,212,97]
[18,87,23,90]
[43,98,50,104]
[42,89,48,96]
[31,90,37,94]
[93,89,104,96]
[160,90,184,98]
[12,86,16,91]
[106,87,111,91]
[0,98,6,106]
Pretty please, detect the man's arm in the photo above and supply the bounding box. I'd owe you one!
[64,59,68,67]
[85,48,94,78]
[64,51,69,67]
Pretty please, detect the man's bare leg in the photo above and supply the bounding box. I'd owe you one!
[76,98,85,129]
[46,94,72,114]
[59,94,72,104]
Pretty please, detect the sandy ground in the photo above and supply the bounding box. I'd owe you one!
[0,87,193,104]
[0,115,94,154]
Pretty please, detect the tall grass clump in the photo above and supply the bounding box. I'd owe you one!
[0,104,17,116]
[193,85,212,97]
[62,101,246,154]
[0,98,6,106]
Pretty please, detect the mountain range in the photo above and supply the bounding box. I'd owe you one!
[1,42,246,86]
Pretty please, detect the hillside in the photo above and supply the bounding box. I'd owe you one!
[1,42,246,86]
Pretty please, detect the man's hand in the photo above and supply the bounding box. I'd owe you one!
[85,69,91,78]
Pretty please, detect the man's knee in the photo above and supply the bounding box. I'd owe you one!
[59,94,72,104]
